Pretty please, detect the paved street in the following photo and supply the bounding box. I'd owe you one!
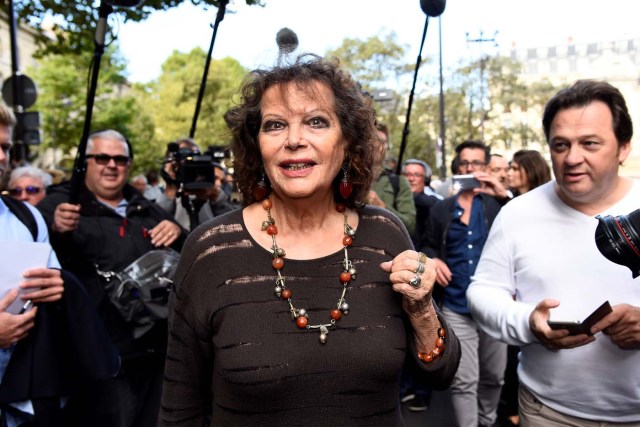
[402,389,506,427]
[402,390,458,427]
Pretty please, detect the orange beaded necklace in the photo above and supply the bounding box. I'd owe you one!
[261,197,356,344]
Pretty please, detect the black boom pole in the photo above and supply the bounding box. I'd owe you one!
[189,0,228,139]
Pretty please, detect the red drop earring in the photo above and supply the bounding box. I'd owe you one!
[253,170,268,201]
[339,166,353,200]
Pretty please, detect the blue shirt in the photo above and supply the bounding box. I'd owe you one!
[0,198,61,424]
[443,195,487,314]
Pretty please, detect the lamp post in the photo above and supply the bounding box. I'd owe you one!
[438,16,446,179]
[465,30,498,142]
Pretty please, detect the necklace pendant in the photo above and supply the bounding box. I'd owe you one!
[319,325,329,344]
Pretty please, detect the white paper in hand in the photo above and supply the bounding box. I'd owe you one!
[0,240,52,314]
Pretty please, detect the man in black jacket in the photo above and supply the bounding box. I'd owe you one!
[38,130,186,427]
[423,140,508,427]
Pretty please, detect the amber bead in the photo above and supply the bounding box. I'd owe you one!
[272,257,284,270]
[262,198,272,210]
[253,184,268,201]
[343,236,353,246]
[340,271,351,283]
[420,352,433,362]
[438,328,445,338]
[330,309,342,320]
[335,203,346,213]
[266,224,278,235]
[432,346,442,357]
[436,337,445,348]
[281,289,292,299]
[296,316,308,328]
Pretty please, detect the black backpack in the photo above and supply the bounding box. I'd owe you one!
[1,195,38,241]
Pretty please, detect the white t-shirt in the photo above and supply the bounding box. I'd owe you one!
[467,180,640,422]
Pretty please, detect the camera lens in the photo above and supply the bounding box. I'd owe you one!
[595,209,640,278]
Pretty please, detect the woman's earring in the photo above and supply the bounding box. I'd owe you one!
[339,165,353,199]
[253,170,268,200]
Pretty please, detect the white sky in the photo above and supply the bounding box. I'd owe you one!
[117,0,640,84]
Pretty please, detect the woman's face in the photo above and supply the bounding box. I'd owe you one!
[507,161,529,193]
[258,81,347,202]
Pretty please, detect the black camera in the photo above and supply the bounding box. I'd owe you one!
[163,142,214,191]
[595,209,640,278]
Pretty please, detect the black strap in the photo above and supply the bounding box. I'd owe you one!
[1,195,38,241]
[386,172,400,210]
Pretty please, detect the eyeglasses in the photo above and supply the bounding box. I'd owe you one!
[8,186,42,196]
[402,172,426,178]
[459,160,486,169]
[86,154,130,166]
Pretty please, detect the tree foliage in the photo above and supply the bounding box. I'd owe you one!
[2,0,263,56]
[139,48,247,156]
[27,45,155,175]
[328,34,560,176]
[326,32,416,161]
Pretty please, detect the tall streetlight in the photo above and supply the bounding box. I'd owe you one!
[438,16,446,179]
[465,30,498,142]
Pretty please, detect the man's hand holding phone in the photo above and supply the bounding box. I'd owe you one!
[547,301,612,335]
[590,304,640,350]
[530,299,597,350]
[0,289,38,348]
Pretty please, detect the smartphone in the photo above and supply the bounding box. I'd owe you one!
[452,174,481,192]
[547,320,584,335]
[18,300,33,314]
[547,301,612,335]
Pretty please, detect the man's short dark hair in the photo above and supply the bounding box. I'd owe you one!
[542,80,633,146]
[454,140,490,163]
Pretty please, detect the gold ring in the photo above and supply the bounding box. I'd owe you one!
[418,252,427,264]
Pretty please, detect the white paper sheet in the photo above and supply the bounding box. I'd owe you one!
[0,240,52,314]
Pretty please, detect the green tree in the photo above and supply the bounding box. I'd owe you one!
[28,45,155,174]
[141,48,247,154]
[326,32,417,160]
[409,56,560,175]
[5,0,264,56]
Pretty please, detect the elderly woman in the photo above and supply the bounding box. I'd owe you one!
[6,166,52,206]
[159,54,460,426]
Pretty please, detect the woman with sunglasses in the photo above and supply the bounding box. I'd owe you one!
[6,166,52,206]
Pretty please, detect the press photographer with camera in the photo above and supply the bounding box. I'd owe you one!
[467,80,640,425]
[156,138,235,231]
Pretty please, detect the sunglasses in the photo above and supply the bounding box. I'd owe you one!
[8,186,42,196]
[86,154,130,166]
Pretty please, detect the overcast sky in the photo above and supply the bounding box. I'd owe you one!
[116,0,640,83]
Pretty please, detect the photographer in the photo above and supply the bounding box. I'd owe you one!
[157,138,234,231]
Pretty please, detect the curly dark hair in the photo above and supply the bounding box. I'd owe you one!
[224,54,377,207]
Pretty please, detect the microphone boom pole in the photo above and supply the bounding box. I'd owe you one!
[395,14,431,175]
[69,0,113,204]
[190,0,229,139]
[395,0,446,175]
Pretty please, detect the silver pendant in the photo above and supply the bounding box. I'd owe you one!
[319,325,329,344]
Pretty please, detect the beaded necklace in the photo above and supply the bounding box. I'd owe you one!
[261,198,356,344]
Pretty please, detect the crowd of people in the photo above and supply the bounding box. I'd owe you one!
[0,53,638,427]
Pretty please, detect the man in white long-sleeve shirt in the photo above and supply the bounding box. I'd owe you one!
[467,80,640,426]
